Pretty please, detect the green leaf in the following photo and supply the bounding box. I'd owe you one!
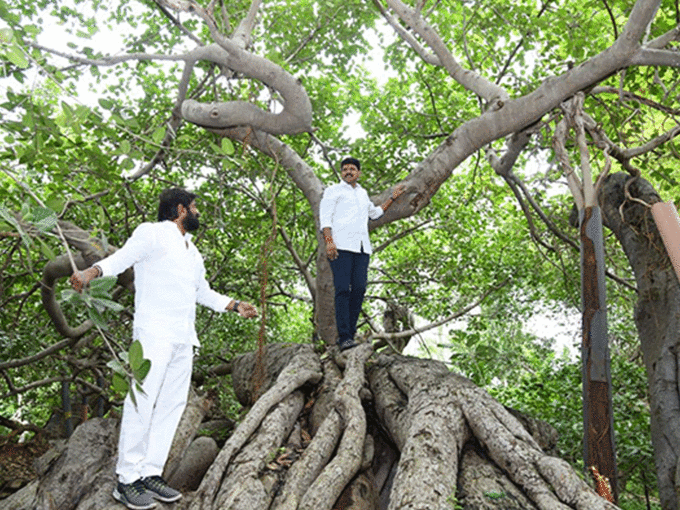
[0,28,13,43]
[44,195,65,213]
[129,384,138,407]
[87,306,108,329]
[91,297,125,312]
[38,238,56,260]
[88,275,117,295]
[61,288,84,305]
[106,358,126,375]
[221,138,234,155]
[112,372,128,394]
[30,206,58,233]
[129,340,144,371]
[134,359,151,384]
[152,126,166,144]
[98,98,114,110]
[6,44,29,68]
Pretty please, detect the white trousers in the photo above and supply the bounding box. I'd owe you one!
[116,339,193,484]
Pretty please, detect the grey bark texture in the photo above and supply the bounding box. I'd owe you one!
[600,172,680,510]
[2,343,622,510]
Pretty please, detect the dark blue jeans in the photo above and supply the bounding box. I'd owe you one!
[329,249,370,343]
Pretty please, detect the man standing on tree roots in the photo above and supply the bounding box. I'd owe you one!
[320,157,405,351]
[70,188,258,510]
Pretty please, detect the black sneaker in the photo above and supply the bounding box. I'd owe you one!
[142,475,182,503]
[337,337,358,351]
[112,479,157,510]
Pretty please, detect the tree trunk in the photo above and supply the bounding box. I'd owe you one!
[600,172,680,510]
[1,344,620,510]
[579,206,618,502]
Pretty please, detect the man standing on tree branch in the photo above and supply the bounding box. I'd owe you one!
[70,188,258,510]
[319,157,405,351]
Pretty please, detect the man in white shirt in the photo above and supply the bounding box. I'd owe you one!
[70,188,257,510]
[319,157,405,351]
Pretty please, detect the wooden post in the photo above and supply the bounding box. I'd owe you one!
[580,206,618,503]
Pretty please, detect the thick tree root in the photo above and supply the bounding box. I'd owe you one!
[297,344,373,510]
[8,344,625,510]
[370,353,619,510]
[187,344,322,510]
[371,354,470,510]
[213,391,304,509]
[164,390,213,482]
[270,399,341,510]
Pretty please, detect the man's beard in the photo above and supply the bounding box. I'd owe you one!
[183,211,200,232]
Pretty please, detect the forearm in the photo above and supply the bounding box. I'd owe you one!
[381,197,395,211]
[381,184,406,211]
[322,227,333,243]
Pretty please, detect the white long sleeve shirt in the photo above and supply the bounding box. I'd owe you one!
[96,221,232,346]
[319,181,384,254]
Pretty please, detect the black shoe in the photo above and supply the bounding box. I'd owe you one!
[112,479,157,510]
[142,475,182,503]
[337,337,358,351]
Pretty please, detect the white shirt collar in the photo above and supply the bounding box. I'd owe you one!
[162,220,194,242]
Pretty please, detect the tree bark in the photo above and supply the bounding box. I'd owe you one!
[600,172,680,510]
[579,206,618,502]
[1,343,623,510]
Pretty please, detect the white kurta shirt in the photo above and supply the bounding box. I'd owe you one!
[319,181,384,254]
[96,221,232,346]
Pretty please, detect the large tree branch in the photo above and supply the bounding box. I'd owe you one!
[156,0,312,135]
[369,0,664,228]
[630,48,680,67]
[230,0,262,49]
[646,25,680,49]
[179,44,312,135]
[371,0,439,66]
[380,0,510,107]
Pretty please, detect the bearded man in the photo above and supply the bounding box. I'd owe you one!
[70,188,257,509]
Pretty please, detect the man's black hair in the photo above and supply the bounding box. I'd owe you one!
[340,157,361,171]
[158,188,197,222]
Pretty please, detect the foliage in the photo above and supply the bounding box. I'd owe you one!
[1,0,679,505]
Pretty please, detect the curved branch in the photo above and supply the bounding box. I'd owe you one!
[157,0,312,135]
[41,254,95,339]
[179,44,312,135]
[1,376,69,399]
[0,337,77,371]
[591,86,680,115]
[381,0,509,106]
[40,220,132,339]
